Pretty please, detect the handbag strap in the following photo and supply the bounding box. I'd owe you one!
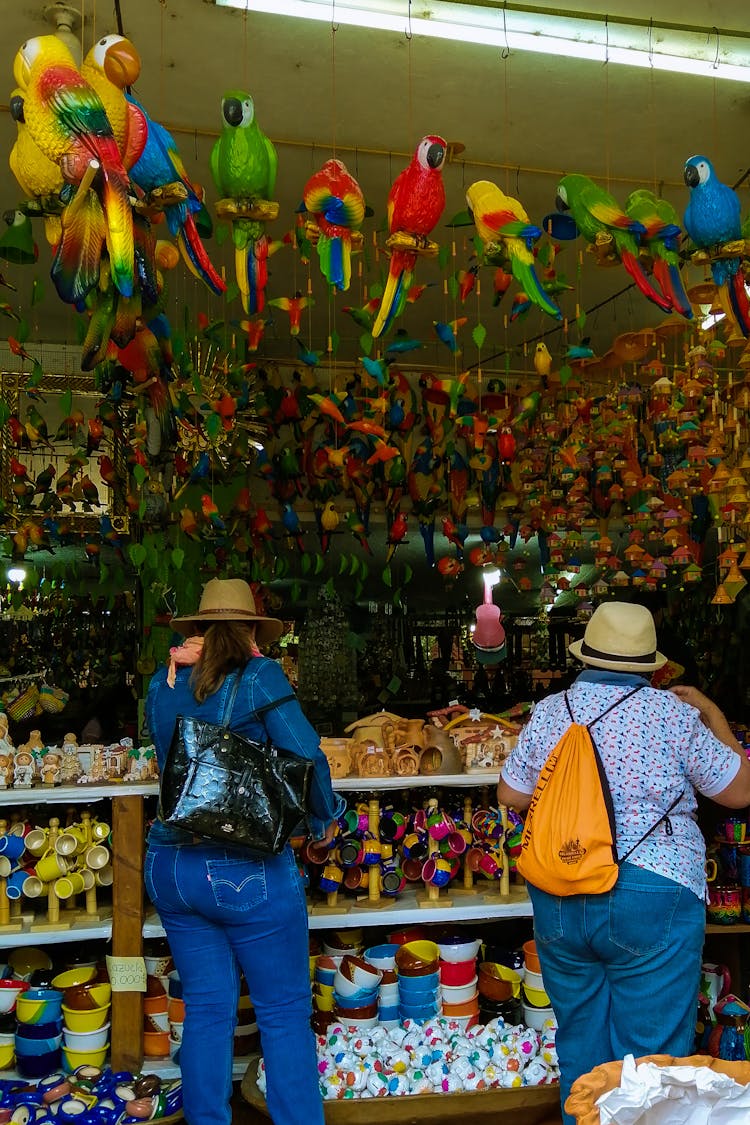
[220,664,296,729]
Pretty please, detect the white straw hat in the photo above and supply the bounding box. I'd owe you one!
[170,578,283,646]
[568,602,667,673]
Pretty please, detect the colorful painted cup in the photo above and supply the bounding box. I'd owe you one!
[342,866,368,891]
[401,857,424,882]
[380,865,405,896]
[722,818,747,843]
[4,868,29,900]
[426,810,455,841]
[402,832,428,860]
[440,831,468,859]
[379,812,406,844]
[361,838,382,866]
[319,864,344,893]
[421,857,453,887]
[337,838,364,867]
[707,883,742,925]
[737,848,750,888]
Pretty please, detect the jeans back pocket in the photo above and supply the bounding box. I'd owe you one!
[207,858,267,912]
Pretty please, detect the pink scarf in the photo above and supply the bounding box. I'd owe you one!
[166,636,263,687]
[167,636,205,687]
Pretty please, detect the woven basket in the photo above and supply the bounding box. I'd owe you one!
[6,684,40,722]
[39,684,70,714]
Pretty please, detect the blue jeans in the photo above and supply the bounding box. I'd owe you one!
[528,862,705,1125]
[144,843,323,1125]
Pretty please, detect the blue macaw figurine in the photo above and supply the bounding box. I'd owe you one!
[683,154,750,334]
[127,94,225,295]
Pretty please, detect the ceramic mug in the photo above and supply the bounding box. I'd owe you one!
[54,872,87,900]
[84,845,110,871]
[90,821,110,843]
[707,883,742,925]
[94,865,114,887]
[705,859,718,883]
[361,837,382,866]
[55,832,86,858]
[379,812,406,844]
[722,818,747,843]
[421,857,453,887]
[4,868,29,900]
[0,834,26,862]
[0,856,13,878]
[35,850,69,883]
[401,857,424,882]
[22,874,48,898]
[24,829,49,857]
[337,839,364,868]
[342,866,368,891]
[402,832,428,861]
[380,865,406,896]
[319,864,344,893]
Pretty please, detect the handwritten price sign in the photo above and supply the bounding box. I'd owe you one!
[105,954,147,992]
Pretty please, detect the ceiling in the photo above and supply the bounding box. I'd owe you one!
[1,0,750,381]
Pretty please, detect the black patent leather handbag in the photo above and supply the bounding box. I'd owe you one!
[157,668,313,853]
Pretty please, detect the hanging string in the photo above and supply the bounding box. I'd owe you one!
[648,19,657,193]
[243,0,250,90]
[406,0,413,148]
[603,16,611,192]
[501,1,510,60]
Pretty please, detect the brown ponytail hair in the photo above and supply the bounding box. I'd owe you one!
[189,621,258,703]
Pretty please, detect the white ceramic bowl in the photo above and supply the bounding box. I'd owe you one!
[363,944,399,970]
[339,956,383,991]
[62,1022,110,1051]
[524,968,546,991]
[440,979,478,1005]
[378,984,400,1005]
[333,971,375,1000]
[338,1016,378,1030]
[436,938,481,964]
[523,1003,555,1031]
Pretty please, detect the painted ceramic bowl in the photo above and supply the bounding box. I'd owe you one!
[394,940,440,977]
[16,988,63,1025]
[63,982,111,1011]
[338,955,382,991]
[62,1043,109,1071]
[441,978,478,1005]
[63,1022,110,1052]
[0,979,29,1014]
[61,1004,110,1033]
[522,939,541,974]
[436,937,481,963]
[439,959,478,987]
[52,967,97,991]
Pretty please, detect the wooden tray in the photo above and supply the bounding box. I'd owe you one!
[241,1056,561,1124]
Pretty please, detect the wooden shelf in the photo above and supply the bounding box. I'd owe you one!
[1,782,159,804]
[0,906,112,945]
[333,773,499,791]
[705,923,750,934]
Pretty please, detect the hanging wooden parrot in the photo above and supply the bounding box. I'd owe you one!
[624,189,693,320]
[683,155,750,335]
[8,87,63,247]
[465,180,561,321]
[79,35,146,169]
[554,173,672,314]
[371,135,447,338]
[210,91,278,314]
[303,158,365,291]
[13,35,134,303]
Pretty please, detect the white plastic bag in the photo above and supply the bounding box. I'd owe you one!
[596,1055,750,1124]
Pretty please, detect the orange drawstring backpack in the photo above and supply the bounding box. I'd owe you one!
[517,686,682,896]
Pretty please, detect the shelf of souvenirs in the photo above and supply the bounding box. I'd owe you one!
[143,886,534,938]
[0,781,160,804]
[0,1057,251,1084]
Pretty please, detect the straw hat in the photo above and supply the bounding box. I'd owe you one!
[568,602,666,673]
[170,578,283,645]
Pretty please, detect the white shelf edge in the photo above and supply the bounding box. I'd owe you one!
[307,890,533,928]
[0,782,159,804]
[0,912,113,946]
[333,773,499,791]
[144,1058,250,1080]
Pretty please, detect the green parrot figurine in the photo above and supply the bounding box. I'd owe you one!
[210,91,278,316]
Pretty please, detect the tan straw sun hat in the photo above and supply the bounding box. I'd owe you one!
[170,578,283,646]
[568,602,667,673]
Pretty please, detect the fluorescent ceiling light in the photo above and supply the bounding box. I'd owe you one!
[7,568,26,584]
[216,0,750,82]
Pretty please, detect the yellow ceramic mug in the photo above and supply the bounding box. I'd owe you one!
[36,849,69,883]
[54,870,87,899]
[93,865,113,887]
[24,828,49,856]
[55,826,88,856]
[84,845,110,870]
[90,820,110,843]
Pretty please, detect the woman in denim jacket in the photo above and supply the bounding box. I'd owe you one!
[145,579,345,1125]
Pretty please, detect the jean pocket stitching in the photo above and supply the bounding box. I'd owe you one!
[609,887,680,954]
[207,860,267,911]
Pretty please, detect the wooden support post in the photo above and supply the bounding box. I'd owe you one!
[111,794,144,1073]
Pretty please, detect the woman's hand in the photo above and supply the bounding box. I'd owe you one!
[321,820,338,846]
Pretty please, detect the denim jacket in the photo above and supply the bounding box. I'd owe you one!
[145,656,346,846]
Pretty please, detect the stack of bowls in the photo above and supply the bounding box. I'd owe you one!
[395,940,440,1023]
[14,987,63,1078]
[58,972,112,1070]
[521,942,554,1030]
[141,976,169,1057]
[478,961,522,1024]
[322,929,364,959]
[167,971,184,1061]
[0,1013,14,1072]
[333,955,382,1029]
[364,945,400,1027]
[437,937,481,1026]
[313,955,338,1020]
